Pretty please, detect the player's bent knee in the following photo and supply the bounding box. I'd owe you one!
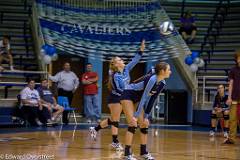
[211,113,217,119]
[140,128,148,134]
[224,114,229,120]
[111,121,119,128]
[128,126,137,134]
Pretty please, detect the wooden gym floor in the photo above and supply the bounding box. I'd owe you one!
[0,125,240,160]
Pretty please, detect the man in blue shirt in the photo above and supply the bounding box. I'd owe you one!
[37,79,64,122]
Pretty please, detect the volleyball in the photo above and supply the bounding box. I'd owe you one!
[159,21,174,35]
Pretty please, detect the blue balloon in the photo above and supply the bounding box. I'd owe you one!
[185,56,193,65]
[42,44,49,51]
[48,46,56,56]
[191,51,199,59]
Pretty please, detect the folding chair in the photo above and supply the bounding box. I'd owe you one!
[57,96,77,124]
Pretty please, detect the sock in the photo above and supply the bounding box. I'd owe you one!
[124,145,131,156]
[112,135,119,143]
[140,144,148,155]
[95,125,102,132]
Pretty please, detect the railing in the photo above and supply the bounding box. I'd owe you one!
[0,70,47,99]
[31,1,46,72]
[200,0,230,64]
[180,0,186,17]
[197,75,228,104]
[151,93,165,120]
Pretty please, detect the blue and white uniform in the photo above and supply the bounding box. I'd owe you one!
[107,51,143,104]
[134,75,166,118]
[120,68,155,103]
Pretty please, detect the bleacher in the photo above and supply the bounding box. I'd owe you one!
[162,0,240,105]
[0,0,43,124]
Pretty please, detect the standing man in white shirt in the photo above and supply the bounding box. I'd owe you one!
[0,35,14,71]
[49,62,79,124]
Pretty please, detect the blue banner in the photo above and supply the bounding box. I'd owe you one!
[37,0,188,61]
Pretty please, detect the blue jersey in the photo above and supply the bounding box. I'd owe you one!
[212,94,228,109]
[110,51,143,96]
[134,75,166,118]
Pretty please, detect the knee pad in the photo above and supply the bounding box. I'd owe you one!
[111,121,119,128]
[211,113,217,119]
[107,118,112,125]
[140,128,148,134]
[128,126,137,134]
[224,114,229,120]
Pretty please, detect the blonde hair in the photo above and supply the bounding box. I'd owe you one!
[107,57,120,91]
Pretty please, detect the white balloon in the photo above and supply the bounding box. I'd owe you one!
[193,57,200,64]
[40,49,46,56]
[52,54,58,61]
[190,63,198,72]
[43,55,52,64]
[198,59,205,67]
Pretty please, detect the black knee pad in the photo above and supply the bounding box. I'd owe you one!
[128,126,137,134]
[140,128,148,134]
[107,118,112,125]
[111,121,119,128]
[211,113,217,119]
[224,114,229,120]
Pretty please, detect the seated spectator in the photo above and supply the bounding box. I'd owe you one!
[37,79,64,122]
[20,79,52,126]
[179,11,197,44]
[0,35,14,71]
[209,84,229,138]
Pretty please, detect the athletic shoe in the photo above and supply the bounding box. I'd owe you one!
[125,154,137,160]
[141,153,155,160]
[111,142,123,151]
[36,120,43,126]
[209,130,215,136]
[89,127,97,141]
[223,138,234,144]
[0,66,4,72]
[10,66,14,71]
[87,119,92,123]
[223,131,229,138]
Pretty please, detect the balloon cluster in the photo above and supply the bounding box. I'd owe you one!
[184,51,205,72]
[40,44,58,64]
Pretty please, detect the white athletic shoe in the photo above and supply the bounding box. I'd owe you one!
[111,142,124,151]
[89,127,97,141]
[223,131,229,138]
[125,154,137,160]
[209,130,215,136]
[141,153,155,160]
[10,66,14,71]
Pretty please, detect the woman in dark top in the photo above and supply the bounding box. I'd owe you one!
[179,11,197,44]
[209,84,229,138]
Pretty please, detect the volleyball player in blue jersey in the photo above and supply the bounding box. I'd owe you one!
[121,62,171,160]
[89,40,145,151]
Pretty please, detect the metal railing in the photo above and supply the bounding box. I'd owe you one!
[197,75,228,104]
[31,1,46,72]
[0,70,47,99]
[151,93,165,120]
[200,0,230,63]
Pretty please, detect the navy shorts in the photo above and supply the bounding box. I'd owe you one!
[120,90,143,103]
[107,93,121,104]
